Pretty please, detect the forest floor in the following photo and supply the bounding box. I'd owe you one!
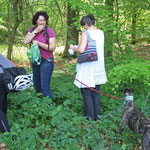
[132,42,150,60]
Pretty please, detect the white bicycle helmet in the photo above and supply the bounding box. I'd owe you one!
[14,74,33,91]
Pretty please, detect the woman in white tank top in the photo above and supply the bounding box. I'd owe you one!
[69,14,107,121]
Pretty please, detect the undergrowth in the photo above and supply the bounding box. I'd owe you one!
[0,53,149,150]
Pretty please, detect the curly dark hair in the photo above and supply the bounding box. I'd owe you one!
[32,11,49,26]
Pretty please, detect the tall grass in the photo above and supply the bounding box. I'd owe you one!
[0,44,30,66]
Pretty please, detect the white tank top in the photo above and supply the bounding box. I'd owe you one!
[74,29,107,88]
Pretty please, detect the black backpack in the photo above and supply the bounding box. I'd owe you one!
[2,67,26,93]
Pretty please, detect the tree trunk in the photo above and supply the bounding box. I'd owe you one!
[131,13,136,45]
[115,0,123,54]
[105,0,114,57]
[7,31,15,60]
[63,4,79,57]
[7,0,23,60]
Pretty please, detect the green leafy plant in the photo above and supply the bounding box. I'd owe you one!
[106,58,150,94]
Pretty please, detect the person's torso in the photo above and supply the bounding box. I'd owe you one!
[74,29,107,88]
[29,27,55,59]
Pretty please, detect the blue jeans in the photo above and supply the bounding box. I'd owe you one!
[32,58,54,100]
[81,85,101,121]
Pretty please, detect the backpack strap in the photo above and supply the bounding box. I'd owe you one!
[32,27,35,32]
[45,26,50,51]
[45,26,53,60]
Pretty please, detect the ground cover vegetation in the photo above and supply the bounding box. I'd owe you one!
[0,50,149,150]
[0,0,150,149]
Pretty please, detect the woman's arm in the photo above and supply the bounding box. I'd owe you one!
[70,31,87,53]
[24,25,45,44]
[35,37,56,52]
[24,32,37,44]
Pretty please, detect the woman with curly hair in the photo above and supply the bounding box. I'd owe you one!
[24,11,56,101]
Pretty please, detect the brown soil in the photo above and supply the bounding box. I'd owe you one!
[132,43,150,60]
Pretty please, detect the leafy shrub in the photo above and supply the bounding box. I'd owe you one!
[2,91,109,150]
[106,58,150,94]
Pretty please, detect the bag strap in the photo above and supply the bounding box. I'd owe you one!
[45,26,53,60]
[45,26,49,51]
[84,30,92,42]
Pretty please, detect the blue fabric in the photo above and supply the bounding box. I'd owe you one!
[32,58,54,100]
[84,29,96,50]
[0,54,15,74]
[81,85,101,121]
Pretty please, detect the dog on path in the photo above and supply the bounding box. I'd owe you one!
[119,88,150,150]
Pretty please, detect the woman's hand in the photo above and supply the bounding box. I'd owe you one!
[34,38,56,52]
[69,44,74,50]
[34,40,40,45]
[35,25,45,33]
[24,25,45,44]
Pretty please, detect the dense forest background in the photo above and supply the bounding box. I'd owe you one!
[0,0,150,149]
[0,0,149,59]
